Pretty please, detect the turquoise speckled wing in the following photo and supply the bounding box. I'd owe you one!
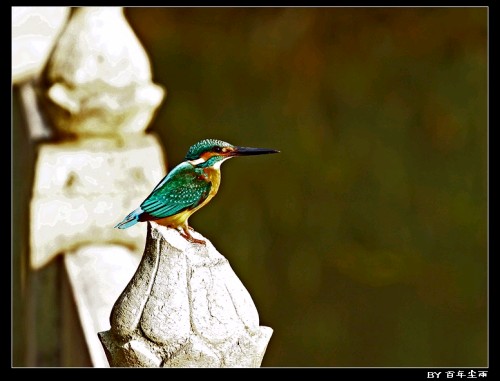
[140,162,211,219]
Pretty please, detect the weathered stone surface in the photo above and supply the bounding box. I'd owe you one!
[99,331,163,368]
[37,7,164,137]
[100,222,273,367]
[30,135,166,269]
[139,245,191,346]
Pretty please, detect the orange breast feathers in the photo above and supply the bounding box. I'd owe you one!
[201,167,222,204]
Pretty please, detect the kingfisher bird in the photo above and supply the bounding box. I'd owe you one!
[115,138,279,244]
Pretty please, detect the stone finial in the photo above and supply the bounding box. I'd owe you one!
[38,7,164,138]
[99,222,273,367]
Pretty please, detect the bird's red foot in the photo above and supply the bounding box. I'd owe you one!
[179,229,206,245]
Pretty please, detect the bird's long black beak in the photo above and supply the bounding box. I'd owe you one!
[232,146,280,156]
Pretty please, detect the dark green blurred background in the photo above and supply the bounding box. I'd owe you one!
[124,8,487,367]
[13,7,487,367]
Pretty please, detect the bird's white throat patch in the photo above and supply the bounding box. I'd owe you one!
[212,157,231,169]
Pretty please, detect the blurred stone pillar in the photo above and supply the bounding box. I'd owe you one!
[13,6,73,367]
[27,7,166,367]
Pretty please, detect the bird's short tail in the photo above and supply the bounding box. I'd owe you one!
[114,208,143,229]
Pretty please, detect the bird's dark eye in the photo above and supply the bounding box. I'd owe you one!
[213,146,222,153]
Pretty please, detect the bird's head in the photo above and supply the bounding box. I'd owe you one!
[185,139,279,169]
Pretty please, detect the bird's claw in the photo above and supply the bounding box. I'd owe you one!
[179,230,206,245]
